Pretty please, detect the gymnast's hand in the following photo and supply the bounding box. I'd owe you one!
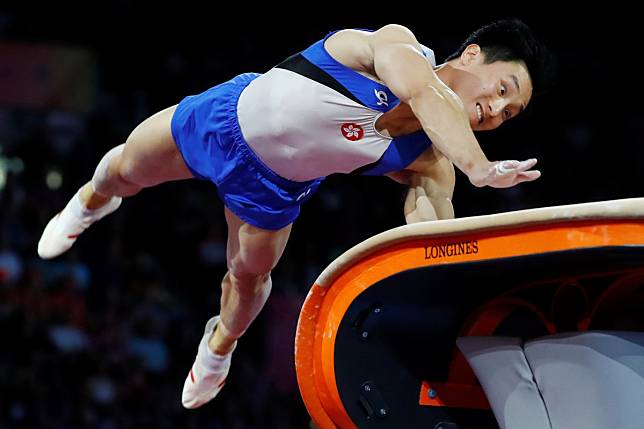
[469,158,541,188]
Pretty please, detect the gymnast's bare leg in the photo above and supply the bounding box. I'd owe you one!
[37,105,191,259]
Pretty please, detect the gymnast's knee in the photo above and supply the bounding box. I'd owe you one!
[93,144,155,196]
[226,268,272,298]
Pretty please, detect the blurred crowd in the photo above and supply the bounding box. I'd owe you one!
[2,6,644,429]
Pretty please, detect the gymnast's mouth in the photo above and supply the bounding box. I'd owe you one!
[476,103,484,125]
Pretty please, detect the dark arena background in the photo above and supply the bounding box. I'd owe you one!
[1,4,642,428]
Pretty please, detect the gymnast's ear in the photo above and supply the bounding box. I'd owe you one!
[460,44,482,66]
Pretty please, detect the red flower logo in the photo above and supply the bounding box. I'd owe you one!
[341,123,364,141]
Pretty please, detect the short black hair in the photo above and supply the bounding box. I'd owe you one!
[446,18,556,96]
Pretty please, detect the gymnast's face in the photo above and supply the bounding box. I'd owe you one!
[447,44,533,131]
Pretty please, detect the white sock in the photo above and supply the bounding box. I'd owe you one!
[199,326,236,372]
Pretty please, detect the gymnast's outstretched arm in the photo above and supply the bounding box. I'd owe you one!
[327,24,539,189]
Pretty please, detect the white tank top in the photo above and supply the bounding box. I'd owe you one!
[236,36,436,181]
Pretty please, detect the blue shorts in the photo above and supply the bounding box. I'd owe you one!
[170,73,323,231]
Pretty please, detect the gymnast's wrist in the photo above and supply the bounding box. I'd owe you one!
[463,161,489,187]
